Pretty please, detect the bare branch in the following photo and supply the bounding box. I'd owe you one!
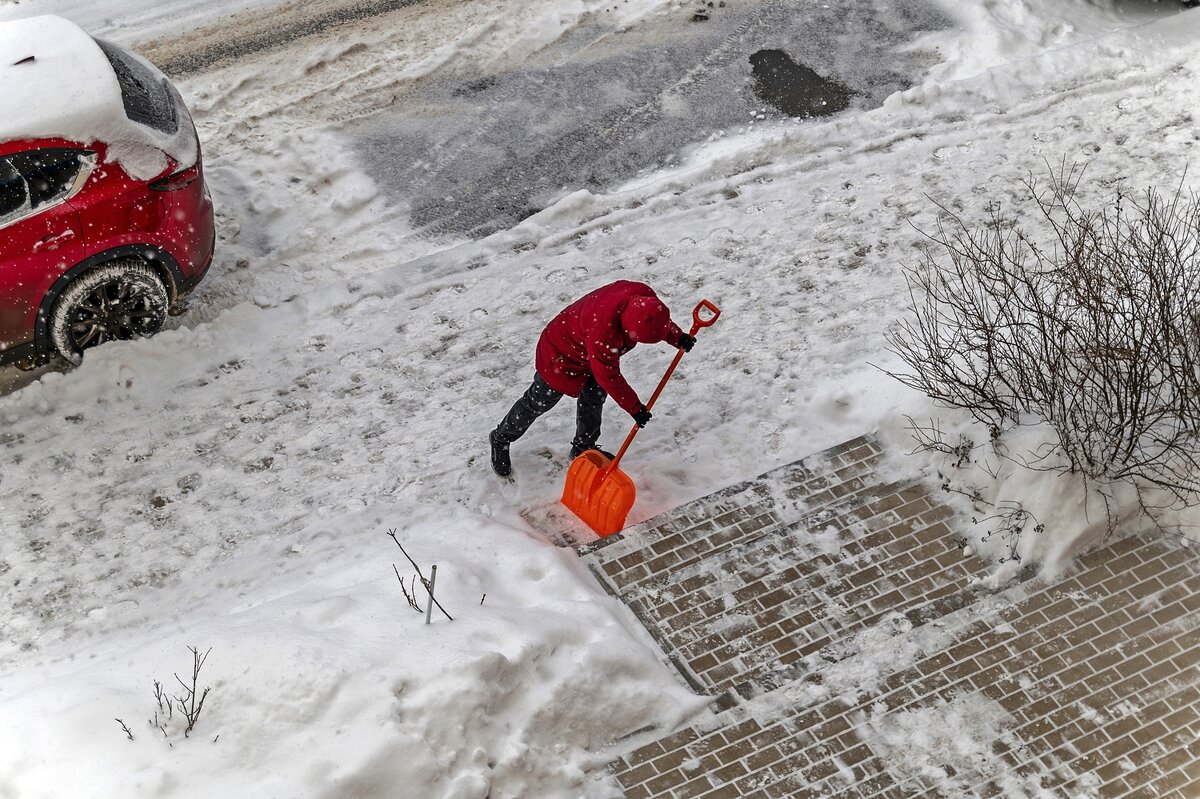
[386,530,453,621]
[153,679,173,720]
[394,564,422,612]
[903,416,973,468]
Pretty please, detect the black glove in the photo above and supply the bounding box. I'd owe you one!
[677,333,696,353]
[633,407,652,428]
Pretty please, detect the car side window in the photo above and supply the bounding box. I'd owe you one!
[0,158,30,225]
[8,149,89,210]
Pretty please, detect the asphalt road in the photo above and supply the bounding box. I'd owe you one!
[349,0,952,238]
[141,0,951,240]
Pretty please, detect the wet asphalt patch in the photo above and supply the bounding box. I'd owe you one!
[750,50,852,119]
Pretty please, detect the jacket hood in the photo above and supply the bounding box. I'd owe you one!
[622,296,670,343]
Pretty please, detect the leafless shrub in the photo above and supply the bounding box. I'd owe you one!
[144,647,213,741]
[152,679,172,720]
[174,646,212,738]
[887,162,1200,523]
[148,678,174,738]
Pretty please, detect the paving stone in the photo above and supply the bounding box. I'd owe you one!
[590,436,1200,798]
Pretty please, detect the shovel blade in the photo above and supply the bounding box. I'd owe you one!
[561,450,636,537]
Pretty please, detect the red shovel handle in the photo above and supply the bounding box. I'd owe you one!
[604,299,721,475]
[692,300,720,334]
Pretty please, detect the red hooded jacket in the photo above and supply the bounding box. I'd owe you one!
[536,281,685,415]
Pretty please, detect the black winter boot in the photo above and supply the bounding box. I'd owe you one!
[570,443,615,460]
[489,430,512,477]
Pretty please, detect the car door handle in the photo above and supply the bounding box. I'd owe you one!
[33,229,76,252]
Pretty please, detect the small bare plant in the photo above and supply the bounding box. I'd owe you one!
[141,646,213,743]
[905,416,974,469]
[174,646,212,738]
[973,503,1044,564]
[148,678,173,738]
[153,679,172,718]
[393,564,422,613]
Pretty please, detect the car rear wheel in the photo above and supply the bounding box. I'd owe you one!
[50,260,169,364]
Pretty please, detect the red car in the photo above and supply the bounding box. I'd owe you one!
[0,15,214,368]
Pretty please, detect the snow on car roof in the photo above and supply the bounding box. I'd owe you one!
[0,14,196,179]
[0,15,125,144]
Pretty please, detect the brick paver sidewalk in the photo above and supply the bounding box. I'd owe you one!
[575,435,1200,798]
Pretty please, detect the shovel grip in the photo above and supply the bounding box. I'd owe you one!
[604,299,722,477]
[690,300,720,334]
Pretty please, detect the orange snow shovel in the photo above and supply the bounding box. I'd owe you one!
[562,299,721,537]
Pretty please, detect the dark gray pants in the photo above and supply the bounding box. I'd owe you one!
[493,373,607,451]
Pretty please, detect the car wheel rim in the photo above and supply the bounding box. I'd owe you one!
[68,278,162,350]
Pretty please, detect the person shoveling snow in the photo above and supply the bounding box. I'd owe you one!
[488,280,694,478]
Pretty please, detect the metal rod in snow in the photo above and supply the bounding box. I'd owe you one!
[425,565,437,626]
[386,531,453,621]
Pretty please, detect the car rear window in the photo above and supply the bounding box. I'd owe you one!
[9,149,88,209]
[94,38,179,135]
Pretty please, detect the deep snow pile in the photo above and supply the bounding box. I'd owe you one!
[1,0,1199,796]
[0,513,705,797]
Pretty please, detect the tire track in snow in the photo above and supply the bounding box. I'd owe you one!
[138,0,425,76]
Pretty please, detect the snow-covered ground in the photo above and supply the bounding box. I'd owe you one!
[1,0,1199,795]
[0,0,281,39]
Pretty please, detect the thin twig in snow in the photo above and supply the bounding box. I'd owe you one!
[386,529,453,621]
[393,564,422,612]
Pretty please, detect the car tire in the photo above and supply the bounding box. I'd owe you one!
[49,259,169,365]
